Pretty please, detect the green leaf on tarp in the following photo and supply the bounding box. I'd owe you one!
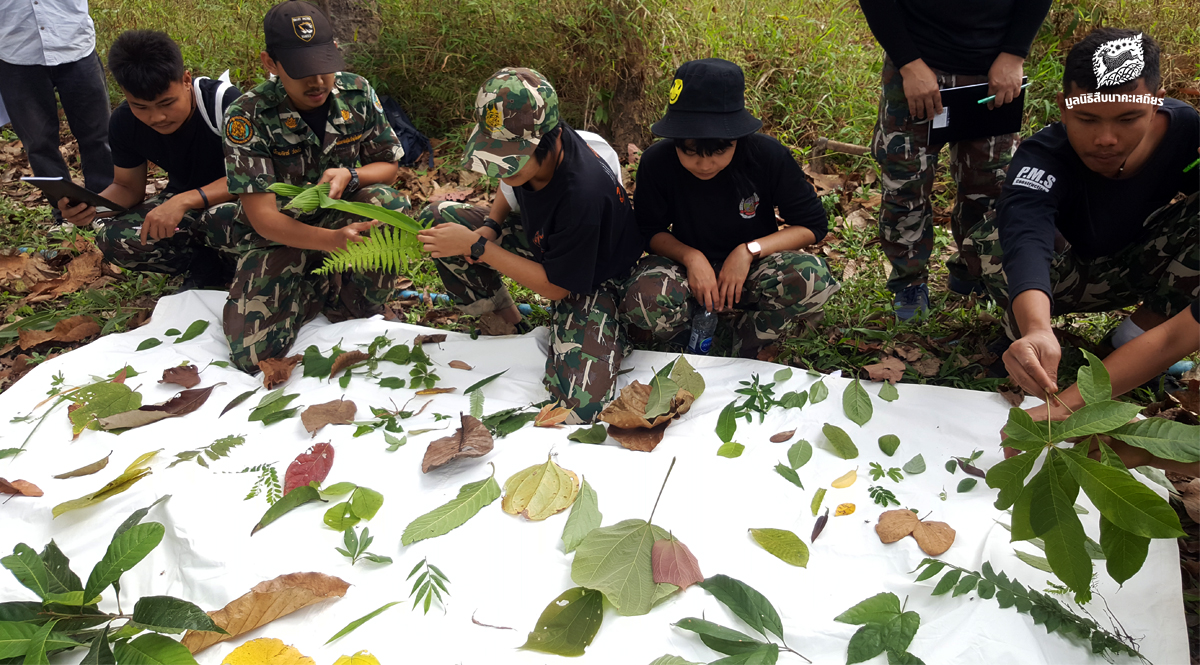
[717,442,745,458]
[878,382,900,402]
[520,587,604,656]
[384,433,407,451]
[568,424,608,444]
[325,600,402,644]
[1059,450,1184,538]
[672,617,766,654]
[1108,418,1200,463]
[561,479,601,554]
[774,368,792,383]
[380,344,411,365]
[1013,549,1054,573]
[252,485,321,536]
[986,451,1039,511]
[0,449,20,461]
[83,522,164,601]
[571,518,670,616]
[136,338,162,351]
[878,434,900,456]
[957,478,977,493]
[809,379,829,404]
[303,344,344,378]
[778,390,807,410]
[1098,515,1150,585]
[131,596,225,634]
[749,528,809,567]
[835,592,920,665]
[716,401,738,443]
[811,488,826,516]
[323,482,358,496]
[379,377,405,390]
[112,633,198,665]
[401,467,501,545]
[774,464,803,489]
[887,651,927,665]
[843,379,873,427]
[220,389,258,417]
[39,541,81,595]
[902,454,926,475]
[52,467,154,519]
[1,544,49,599]
[469,389,485,419]
[260,406,300,426]
[247,388,300,422]
[1077,349,1112,405]
[164,328,180,337]
[173,320,209,343]
[787,440,812,469]
[462,369,506,395]
[646,373,679,420]
[324,502,360,532]
[708,644,780,663]
[68,382,143,436]
[696,574,785,642]
[821,423,859,459]
[670,355,705,400]
[350,487,384,520]
[648,656,703,665]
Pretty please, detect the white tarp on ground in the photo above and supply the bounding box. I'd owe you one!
[0,291,1187,665]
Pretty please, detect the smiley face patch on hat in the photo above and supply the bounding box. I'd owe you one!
[225,115,255,145]
[669,79,683,104]
[292,16,316,41]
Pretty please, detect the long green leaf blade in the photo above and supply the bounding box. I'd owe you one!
[251,485,322,536]
[325,601,402,644]
[561,479,601,554]
[696,574,785,642]
[1108,418,1200,463]
[131,596,226,634]
[401,469,501,545]
[1051,401,1143,442]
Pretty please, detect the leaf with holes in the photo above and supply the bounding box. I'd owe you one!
[520,587,604,657]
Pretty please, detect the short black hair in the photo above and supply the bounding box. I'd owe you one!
[531,124,564,165]
[108,30,185,100]
[675,137,736,157]
[1063,28,1161,93]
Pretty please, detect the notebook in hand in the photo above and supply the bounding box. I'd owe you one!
[928,77,1027,144]
[20,177,128,214]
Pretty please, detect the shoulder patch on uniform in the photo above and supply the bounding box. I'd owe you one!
[225,114,255,145]
[371,89,384,114]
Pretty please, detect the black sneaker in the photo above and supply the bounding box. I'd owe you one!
[179,248,232,292]
[893,284,930,322]
[948,273,987,296]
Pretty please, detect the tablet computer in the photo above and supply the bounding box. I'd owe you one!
[20,177,128,214]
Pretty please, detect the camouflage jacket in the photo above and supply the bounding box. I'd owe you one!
[223,72,402,195]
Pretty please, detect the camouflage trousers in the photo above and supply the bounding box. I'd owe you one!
[419,201,680,424]
[870,56,1017,292]
[624,252,841,357]
[961,191,1199,339]
[221,184,411,372]
[93,193,238,275]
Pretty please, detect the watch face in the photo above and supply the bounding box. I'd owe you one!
[748,241,762,255]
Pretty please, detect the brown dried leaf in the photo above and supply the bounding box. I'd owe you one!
[448,360,473,370]
[845,209,873,231]
[875,509,919,543]
[160,364,200,388]
[651,536,703,590]
[863,356,905,384]
[329,350,369,379]
[0,478,43,497]
[413,334,447,346]
[912,356,943,377]
[534,402,573,428]
[606,421,670,452]
[179,572,350,654]
[477,312,517,336]
[17,314,101,349]
[998,382,1026,408]
[98,383,224,430]
[54,452,111,479]
[421,414,494,473]
[770,429,796,443]
[802,164,845,195]
[912,520,956,556]
[597,381,694,431]
[259,355,301,389]
[416,387,455,395]
[1177,478,1200,523]
[300,399,357,436]
[892,344,923,362]
[0,252,57,290]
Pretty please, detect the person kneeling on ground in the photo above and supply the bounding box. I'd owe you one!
[960,28,1198,395]
[220,1,409,373]
[417,68,652,425]
[58,29,240,290]
[627,58,840,359]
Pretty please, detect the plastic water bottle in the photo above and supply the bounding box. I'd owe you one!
[687,308,717,355]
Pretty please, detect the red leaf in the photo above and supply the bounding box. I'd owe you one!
[283,443,334,495]
[651,536,703,590]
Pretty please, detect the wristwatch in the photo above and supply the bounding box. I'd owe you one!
[470,236,488,260]
[746,241,763,258]
[346,167,359,193]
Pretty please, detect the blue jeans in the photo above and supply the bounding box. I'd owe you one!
[0,50,113,193]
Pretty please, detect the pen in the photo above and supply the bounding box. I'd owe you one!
[978,82,1031,105]
[1185,157,1200,173]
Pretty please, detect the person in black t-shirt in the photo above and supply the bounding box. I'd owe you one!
[57,30,239,288]
[416,68,658,425]
[959,29,1200,399]
[860,0,1052,320]
[627,58,840,358]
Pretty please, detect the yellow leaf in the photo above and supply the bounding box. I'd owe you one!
[332,651,381,665]
[501,455,580,520]
[221,638,314,665]
[124,449,163,473]
[831,468,857,488]
[534,402,573,428]
[835,503,856,516]
[416,387,456,395]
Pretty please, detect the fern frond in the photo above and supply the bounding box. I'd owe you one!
[316,224,419,275]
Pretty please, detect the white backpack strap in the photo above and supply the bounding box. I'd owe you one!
[194,71,236,136]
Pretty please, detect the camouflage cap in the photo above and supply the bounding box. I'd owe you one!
[461,68,560,178]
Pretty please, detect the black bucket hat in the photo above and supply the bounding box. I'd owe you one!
[263,1,346,79]
[651,58,762,139]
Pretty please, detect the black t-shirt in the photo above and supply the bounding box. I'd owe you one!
[109,80,241,194]
[298,97,331,147]
[634,133,828,263]
[511,123,644,294]
[859,0,1052,75]
[996,98,1200,301]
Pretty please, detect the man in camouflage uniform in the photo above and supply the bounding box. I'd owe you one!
[860,0,1052,319]
[417,68,656,424]
[220,1,409,372]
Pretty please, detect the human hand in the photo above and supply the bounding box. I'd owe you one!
[140,198,188,242]
[417,223,481,258]
[329,220,379,252]
[57,197,96,227]
[1004,329,1061,398]
[684,252,719,312]
[987,52,1025,110]
[717,244,753,311]
[317,167,353,200]
[899,59,943,120]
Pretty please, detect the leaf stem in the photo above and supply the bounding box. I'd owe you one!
[647,456,677,524]
[781,645,812,663]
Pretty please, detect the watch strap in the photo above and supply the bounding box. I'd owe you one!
[346,166,359,192]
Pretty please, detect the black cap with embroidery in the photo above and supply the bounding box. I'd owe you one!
[263,1,346,79]
[651,58,762,140]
